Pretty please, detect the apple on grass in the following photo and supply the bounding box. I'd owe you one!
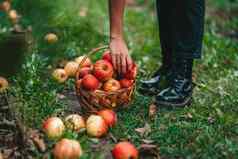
[64,114,85,133]
[53,138,83,159]
[42,117,65,139]
[52,69,68,83]
[45,33,58,44]
[112,141,139,159]
[75,56,92,68]
[86,115,108,137]
[81,74,100,91]
[0,77,9,93]
[64,61,79,77]
[98,109,117,127]
[93,60,114,81]
[103,79,121,92]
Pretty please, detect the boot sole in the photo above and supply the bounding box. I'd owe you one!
[155,96,192,108]
[138,87,159,96]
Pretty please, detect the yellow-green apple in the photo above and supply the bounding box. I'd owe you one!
[42,117,65,139]
[86,115,108,137]
[64,114,85,133]
[52,69,68,83]
[64,61,79,77]
[75,56,92,67]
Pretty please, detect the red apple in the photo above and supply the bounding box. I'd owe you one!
[102,50,112,63]
[53,139,83,159]
[75,55,92,67]
[64,114,85,133]
[98,109,117,127]
[93,60,113,81]
[64,61,79,77]
[77,67,92,78]
[103,79,121,92]
[120,79,134,88]
[45,33,58,44]
[99,97,112,107]
[124,63,137,80]
[42,117,65,139]
[82,74,99,91]
[112,141,139,159]
[0,77,9,93]
[52,69,68,83]
[86,115,108,137]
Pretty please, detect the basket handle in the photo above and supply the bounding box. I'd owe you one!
[79,45,109,68]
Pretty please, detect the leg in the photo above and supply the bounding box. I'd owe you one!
[155,0,205,107]
[139,0,174,95]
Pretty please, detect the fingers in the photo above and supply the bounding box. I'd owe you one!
[121,54,127,75]
[116,54,121,75]
[126,56,133,71]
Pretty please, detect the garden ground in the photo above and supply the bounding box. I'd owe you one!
[1,0,238,158]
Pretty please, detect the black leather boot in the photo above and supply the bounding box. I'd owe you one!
[138,53,172,96]
[155,59,193,107]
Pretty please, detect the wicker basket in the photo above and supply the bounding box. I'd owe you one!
[75,46,136,114]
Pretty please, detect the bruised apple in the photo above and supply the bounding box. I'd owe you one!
[45,33,58,44]
[93,60,113,81]
[112,141,139,159]
[52,69,68,83]
[102,50,112,63]
[81,74,99,91]
[64,61,79,77]
[65,114,85,133]
[120,79,134,88]
[103,79,121,92]
[75,56,92,67]
[53,138,83,159]
[0,77,9,93]
[77,67,92,78]
[98,109,117,127]
[42,117,65,139]
[86,115,108,137]
[124,63,137,80]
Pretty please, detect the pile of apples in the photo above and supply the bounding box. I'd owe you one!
[0,0,21,24]
[52,50,137,92]
[42,109,138,159]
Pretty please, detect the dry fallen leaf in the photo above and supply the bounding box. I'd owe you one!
[149,103,157,119]
[135,123,151,137]
[141,139,155,144]
[139,144,160,159]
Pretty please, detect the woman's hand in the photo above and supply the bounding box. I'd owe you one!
[109,37,133,75]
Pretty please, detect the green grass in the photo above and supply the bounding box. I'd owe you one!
[1,0,238,158]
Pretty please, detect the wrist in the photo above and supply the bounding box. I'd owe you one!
[110,33,123,40]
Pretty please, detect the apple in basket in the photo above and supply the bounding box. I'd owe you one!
[53,138,83,159]
[99,97,112,107]
[86,115,108,137]
[103,79,121,92]
[42,117,65,139]
[75,55,92,68]
[98,109,117,127]
[77,67,92,78]
[120,79,134,88]
[64,114,85,133]
[102,50,112,64]
[124,63,137,80]
[112,141,139,159]
[81,74,100,91]
[64,61,79,77]
[93,60,114,81]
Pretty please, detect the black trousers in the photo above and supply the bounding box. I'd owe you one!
[156,0,205,60]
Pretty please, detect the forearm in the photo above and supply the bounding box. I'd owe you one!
[109,0,126,39]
